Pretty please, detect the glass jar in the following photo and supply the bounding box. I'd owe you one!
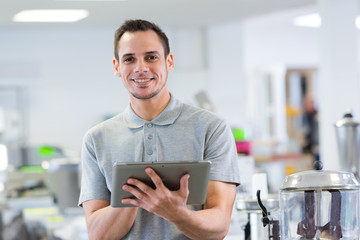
[280,170,360,239]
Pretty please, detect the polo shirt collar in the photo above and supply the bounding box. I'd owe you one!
[123,94,183,128]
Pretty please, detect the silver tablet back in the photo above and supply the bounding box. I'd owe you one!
[111,161,211,207]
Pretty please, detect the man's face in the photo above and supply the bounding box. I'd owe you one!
[113,30,174,100]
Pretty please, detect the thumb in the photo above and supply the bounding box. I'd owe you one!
[179,174,190,197]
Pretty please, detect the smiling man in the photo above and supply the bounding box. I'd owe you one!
[79,19,240,240]
[116,31,170,101]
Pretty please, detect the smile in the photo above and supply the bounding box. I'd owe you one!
[133,78,152,83]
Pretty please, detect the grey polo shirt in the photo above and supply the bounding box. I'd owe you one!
[79,96,240,239]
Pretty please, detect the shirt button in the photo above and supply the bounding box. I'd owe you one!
[147,123,153,128]
[148,135,153,140]
[147,150,153,155]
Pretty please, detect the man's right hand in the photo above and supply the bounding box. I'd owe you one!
[121,167,190,222]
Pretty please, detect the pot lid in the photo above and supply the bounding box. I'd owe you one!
[335,112,360,127]
[280,170,360,191]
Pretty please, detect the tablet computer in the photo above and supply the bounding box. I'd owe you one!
[111,161,211,207]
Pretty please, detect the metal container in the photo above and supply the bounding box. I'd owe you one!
[236,194,279,239]
[46,158,80,211]
[280,170,360,239]
[335,112,360,180]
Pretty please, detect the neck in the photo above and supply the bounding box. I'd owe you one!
[129,91,171,121]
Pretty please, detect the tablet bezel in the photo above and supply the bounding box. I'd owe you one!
[111,161,211,207]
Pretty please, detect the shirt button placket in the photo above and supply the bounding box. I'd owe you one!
[144,122,155,159]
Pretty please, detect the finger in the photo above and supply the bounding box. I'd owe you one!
[145,168,166,189]
[179,174,190,197]
[121,196,154,213]
[121,183,156,211]
[122,182,155,206]
[122,183,142,199]
[126,178,155,197]
[121,196,147,209]
[121,195,142,207]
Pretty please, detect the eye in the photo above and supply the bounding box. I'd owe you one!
[146,55,158,62]
[123,57,134,63]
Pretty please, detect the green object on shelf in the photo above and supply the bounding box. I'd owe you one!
[232,128,246,141]
[20,165,45,173]
[38,146,56,158]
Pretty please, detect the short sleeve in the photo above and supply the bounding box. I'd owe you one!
[204,120,240,185]
[78,132,111,206]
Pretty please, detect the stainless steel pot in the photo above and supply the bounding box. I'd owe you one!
[335,112,360,180]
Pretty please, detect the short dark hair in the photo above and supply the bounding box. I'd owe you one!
[114,19,170,60]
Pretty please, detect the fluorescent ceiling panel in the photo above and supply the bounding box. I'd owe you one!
[13,9,89,22]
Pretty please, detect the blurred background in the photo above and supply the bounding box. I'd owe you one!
[0,0,360,239]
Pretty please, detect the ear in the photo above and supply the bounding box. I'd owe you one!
[166,53,174,73]
[113,58,121,78]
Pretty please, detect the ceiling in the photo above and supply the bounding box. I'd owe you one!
[0,0,317,29]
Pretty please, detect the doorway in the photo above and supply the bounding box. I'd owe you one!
[285,68,319,157]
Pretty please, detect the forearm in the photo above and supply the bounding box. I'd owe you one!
[172,206,231,240]
[86,204,138,240]
[171,181,236,240]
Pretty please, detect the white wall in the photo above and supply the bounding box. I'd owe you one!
[166,27,211,106]
[243,11,320,68]
[207,22,245,127]
[0,27,128,155]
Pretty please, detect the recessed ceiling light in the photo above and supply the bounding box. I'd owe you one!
[293,13,321,28]
[13,9,89,23]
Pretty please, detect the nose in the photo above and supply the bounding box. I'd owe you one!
[134,59,149,73]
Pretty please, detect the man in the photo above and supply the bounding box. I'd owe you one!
[302,95,319,158]
[79,19,240,240]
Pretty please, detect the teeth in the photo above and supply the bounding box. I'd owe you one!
[134,79,151,83]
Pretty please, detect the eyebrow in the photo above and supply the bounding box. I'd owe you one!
[145,51,160,56]
[121,53,134,60]
[121,51,161,60]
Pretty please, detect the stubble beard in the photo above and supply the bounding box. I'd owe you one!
[130,78,167,100]
[130,73,168,100]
